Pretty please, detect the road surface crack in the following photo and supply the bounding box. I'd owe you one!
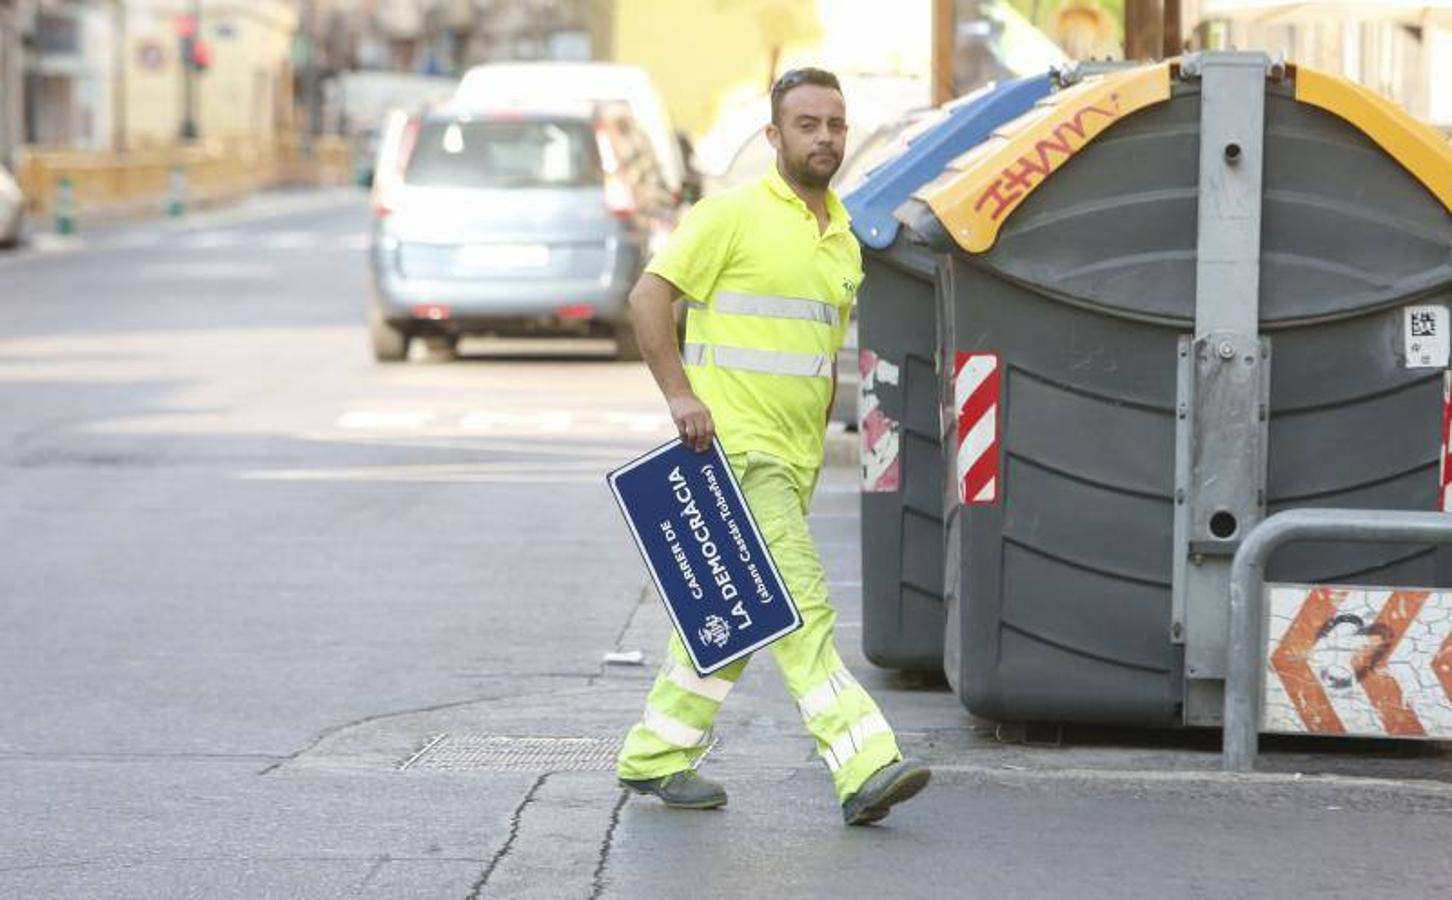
[589,787,630,899]
[464,772,550,899]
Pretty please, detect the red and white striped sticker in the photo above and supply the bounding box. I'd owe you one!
[859,349,901,493]
[1264,584,1452,739]
[954,352,1000,505]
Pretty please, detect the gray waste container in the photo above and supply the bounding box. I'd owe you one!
[843,75,1052,673]
[900,55,1452,726]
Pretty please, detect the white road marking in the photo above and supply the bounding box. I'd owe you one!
[236,461,613,484]
[303,433,650,459]
[603,412,672,432]
[29,233,81,253]
[111,231,166,249]
[459,411,574,432]
[134,261,277,281]
[259,231,318,250]
[181,231,244,250]
[334,409,672,436]
[336,410,437,430]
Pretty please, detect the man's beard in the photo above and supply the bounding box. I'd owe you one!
[782,147,840,190]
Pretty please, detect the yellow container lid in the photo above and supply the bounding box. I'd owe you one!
[916,60,1452,255]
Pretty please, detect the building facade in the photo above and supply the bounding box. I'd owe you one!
[0,0,298,152]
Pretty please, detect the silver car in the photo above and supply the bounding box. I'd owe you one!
[368,102,675,361]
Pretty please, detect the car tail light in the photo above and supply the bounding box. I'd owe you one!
[557,304,595,320]
[412,304,451,321]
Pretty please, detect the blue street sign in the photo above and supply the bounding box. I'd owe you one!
[608,439,801,675]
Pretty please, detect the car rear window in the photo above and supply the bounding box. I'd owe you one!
[404,118,602,188]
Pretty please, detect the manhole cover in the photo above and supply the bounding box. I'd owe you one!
[399,734,622,772]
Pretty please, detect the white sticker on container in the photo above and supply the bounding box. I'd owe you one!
[1404,305,1450,369]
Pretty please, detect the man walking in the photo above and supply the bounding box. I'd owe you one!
[615,67,931,826]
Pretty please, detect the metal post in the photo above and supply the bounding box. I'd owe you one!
[179,0,200,141]
[112,0,126,153]
[55,174,74,234]
[167,164,185,217]
[1125,0,1164,60]
[0,0,24,169]
[301,0,318,162]
[1224,508,1452,772]
[1172,52,1272,726]
[931,0,955,105]
[1163,0,1183,57]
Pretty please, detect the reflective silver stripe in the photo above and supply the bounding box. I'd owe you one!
[822,713,892,772]
[797,668,861,722]
[684,299,708,312]
[713,291,840,327]
[681,343,833,379]
[662,658,734,703]
[681,342,708,366]
[641,706,710,748]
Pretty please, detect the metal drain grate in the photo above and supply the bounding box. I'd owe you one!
[399,734,623,772]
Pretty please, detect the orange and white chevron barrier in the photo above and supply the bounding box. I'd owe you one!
[1264,584,1452,738]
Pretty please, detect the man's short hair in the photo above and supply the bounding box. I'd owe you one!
[769,67,843,126]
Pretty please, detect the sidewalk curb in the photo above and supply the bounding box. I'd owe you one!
[0,187,364,268]
[922,762,1452,800]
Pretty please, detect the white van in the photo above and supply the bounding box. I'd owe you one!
[455,62,687,198]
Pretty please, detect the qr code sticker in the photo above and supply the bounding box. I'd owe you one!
[1411,310,1439,338]
[1404,305,1450,369]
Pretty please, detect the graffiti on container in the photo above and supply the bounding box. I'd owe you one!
[859,349,901,493]
[973,95,1122,222]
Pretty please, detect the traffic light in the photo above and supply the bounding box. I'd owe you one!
[174,15,211,73]
[190,40,212,72]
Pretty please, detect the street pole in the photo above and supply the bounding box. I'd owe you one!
[112,0,126,153]
[0,0,20,169]
[1163,0,1183,57]
[931,0,954,105]
[179,0,199,141]
[1125,0,1164,60]
[302,0,318,160]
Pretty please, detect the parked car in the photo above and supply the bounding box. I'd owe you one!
[455,63,689,201]
[0,164,24,247]
[367,100,677,362]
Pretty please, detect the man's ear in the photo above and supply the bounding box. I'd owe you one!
[765,122,781,152]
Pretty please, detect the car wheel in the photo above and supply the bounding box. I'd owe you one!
[422,334,458,362]
[613,322,643,362]
[370,307,411,362]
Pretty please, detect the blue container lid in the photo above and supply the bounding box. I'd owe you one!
[844,74,1054,250]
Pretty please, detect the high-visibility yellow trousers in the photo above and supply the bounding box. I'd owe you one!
[616,450,901,802]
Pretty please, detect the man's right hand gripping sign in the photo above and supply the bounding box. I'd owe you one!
[614,67,931,826]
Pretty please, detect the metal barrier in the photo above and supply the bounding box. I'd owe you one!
[14,136,354,225]
[1223,508,1452,771]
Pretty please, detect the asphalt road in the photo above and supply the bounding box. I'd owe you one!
[0,191,1448,899]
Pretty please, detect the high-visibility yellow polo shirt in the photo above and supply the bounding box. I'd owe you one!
[646,164,862,469]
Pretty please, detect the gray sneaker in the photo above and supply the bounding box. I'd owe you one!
[841,757,931,826]
[619,770,728,809]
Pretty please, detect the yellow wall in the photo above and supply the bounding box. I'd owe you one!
[123,1,296,148]
[611,0,823,139]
